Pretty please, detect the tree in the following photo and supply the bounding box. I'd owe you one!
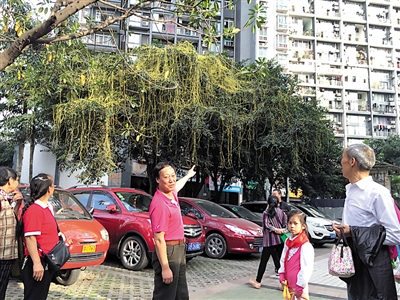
[0,140,15,167]
[0,0,265,70]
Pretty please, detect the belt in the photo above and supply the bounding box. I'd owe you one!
[165,239,185,246]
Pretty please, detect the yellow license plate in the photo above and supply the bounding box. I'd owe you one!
[82,245,96,253]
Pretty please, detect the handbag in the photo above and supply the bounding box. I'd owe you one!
[38,224,70,272]
[280,231,291,243]
[328,227,355,278]
[274,210,290,242]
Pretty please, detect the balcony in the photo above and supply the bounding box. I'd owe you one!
[288,61,316,73]
[276,42,288,50]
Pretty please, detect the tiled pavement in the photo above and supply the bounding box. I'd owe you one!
[5,246,400,299]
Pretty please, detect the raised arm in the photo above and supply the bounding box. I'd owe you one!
[175,165,196,192]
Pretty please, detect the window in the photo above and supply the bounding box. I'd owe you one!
[180,202,203,219]
[73,193,90,207]
[259,46,268,57]
[94,33,114,46]
[277,15,287,29]
[91,192,116,211]
[259,26,268,40]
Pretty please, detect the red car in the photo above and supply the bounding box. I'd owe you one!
[179,197,264,259]
[68,186,205,270]
[18,186,110,286]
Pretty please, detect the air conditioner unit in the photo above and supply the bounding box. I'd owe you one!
[338,127,343,130]
[141,21,149,27]
[391,120,396,125]
[337,122,341,125]
[336,97,342,100]
[389,101,395,106]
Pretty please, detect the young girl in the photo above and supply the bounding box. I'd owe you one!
[278,209,314,300]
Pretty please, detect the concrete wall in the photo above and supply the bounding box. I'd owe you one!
[18,143,108,188]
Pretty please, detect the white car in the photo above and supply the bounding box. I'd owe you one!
[306,216,336,245]
[290,203,338,246]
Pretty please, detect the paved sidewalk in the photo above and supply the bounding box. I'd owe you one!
[5,249,400,299]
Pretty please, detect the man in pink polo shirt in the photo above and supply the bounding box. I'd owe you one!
[149,162,196,300]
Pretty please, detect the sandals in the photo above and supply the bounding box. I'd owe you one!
[249,279,261,289]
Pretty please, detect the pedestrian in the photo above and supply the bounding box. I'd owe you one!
[332,143,400,300]
[0,167,23,300]
[272,189,291,215]
[278,209,314,300]
[149,162,196,300]
[249,195,287,289]
[272,188,291,270]
[20,174,59,300]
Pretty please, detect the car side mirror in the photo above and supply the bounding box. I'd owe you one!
[88,207,94,215]
[187,212,197,219]
[106,204,117,213]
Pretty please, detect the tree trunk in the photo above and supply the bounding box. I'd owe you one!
[29,132,35,182]
[16,143,24,174]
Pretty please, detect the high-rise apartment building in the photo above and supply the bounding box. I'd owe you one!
[238,0,400,147]
[77,0,400,147]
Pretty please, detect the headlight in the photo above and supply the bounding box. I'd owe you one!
[308,221,325,229]
[225,224,251,235]
[100,229,109,241]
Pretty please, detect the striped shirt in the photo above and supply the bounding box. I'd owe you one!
[0,193,18,260]
[262,208,287,247]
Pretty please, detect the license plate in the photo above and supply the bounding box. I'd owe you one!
[82,245,96,253]
[187,242,201,251]
[330,233,336,239]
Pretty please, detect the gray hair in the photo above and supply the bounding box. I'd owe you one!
[345,144,375,171]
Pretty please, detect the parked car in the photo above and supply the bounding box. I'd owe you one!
[18,185,110,286]
[240,200,336,246]
[179,197,263,259]
[292,203,341,224]
[240,201,267,216]
[288,203,337,246]
[219,204,263,227]
[68,186,205,270]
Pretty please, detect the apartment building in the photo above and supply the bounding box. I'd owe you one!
[78,0,235,59]
[243,0,400,146]
[77,0,400,147]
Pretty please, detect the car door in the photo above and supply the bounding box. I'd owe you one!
[89,191,122,250]
[179,201,207,232]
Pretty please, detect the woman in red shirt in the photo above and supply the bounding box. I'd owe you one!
[20,173,59,300]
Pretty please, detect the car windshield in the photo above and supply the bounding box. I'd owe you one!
[230,206,261,220]
[51,190,92,220]
[113,192,152,212]
[194,200,237,218]
[301,205,327,218]
[20,187,92,220]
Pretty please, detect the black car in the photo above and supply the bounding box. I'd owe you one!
[220,204,263,227]
[240,201,267,216]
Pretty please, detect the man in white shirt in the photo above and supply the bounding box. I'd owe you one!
[333,143,400,300]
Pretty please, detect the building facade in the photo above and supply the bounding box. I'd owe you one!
[242,0,400,147]
[77,0,400,147]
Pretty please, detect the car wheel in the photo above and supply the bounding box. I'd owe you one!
[119,236,149,270]
[53,269,81,286]
[205,233,227,259]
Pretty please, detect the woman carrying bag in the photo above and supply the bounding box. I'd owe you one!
[249,195,288,289]
[20,174,59,300]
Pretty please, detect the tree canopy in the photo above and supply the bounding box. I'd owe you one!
[48,42,343,198]
[0,0,264,70]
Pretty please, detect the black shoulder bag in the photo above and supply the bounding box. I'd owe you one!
[37,223,70,272]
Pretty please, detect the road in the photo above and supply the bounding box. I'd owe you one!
[5,244,335,299]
